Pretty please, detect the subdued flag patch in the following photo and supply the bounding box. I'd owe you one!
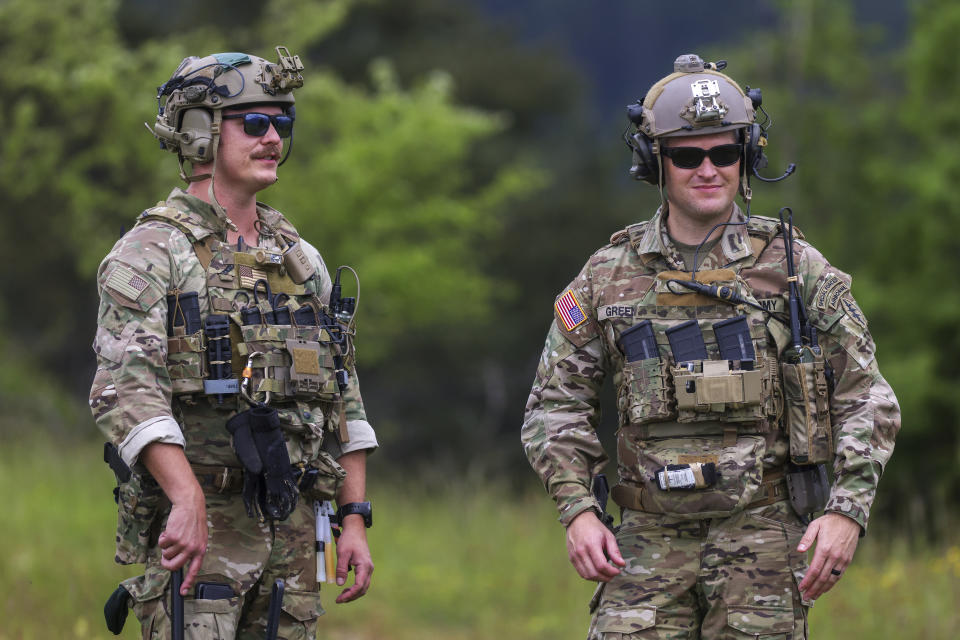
[555,289,587,332]
[238,264,269,290]
[105,265,149,301]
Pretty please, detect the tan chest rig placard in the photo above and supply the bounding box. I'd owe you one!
[599,235,786,518]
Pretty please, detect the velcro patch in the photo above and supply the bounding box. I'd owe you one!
[814,273,848,312]
[238,264,269,290]
[598,304,636,319]
[841,296,867,329]
[105,265,150,302]
[555,289,587,332]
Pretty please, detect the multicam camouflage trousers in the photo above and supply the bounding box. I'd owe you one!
[588,500,811,639]
[121,490,324,639]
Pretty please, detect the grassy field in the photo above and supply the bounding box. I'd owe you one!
[2,436,957,639]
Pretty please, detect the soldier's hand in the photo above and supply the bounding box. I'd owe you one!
[158,494,208,595]
[140,443,208,595]
[334,516,373,603]
[796,512,860,600]
[566,510,625,582]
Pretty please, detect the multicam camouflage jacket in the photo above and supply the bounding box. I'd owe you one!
[522,205,900,529]
[90,188,377,472]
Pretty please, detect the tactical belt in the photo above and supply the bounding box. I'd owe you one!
[191,465,245,493]
[190,464,319,495]
[610,469,787,514]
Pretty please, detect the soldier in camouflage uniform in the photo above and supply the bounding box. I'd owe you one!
[91,47,377,638]
[521,54,900,638]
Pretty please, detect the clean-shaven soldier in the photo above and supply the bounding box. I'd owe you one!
[522,54,899,638]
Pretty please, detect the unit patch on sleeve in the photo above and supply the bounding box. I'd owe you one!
[555,289,588,332]
[105,265,150,302]
[814,273,848,312]
[841,296,867,329]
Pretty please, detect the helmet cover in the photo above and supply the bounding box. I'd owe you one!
[638,54,754,140]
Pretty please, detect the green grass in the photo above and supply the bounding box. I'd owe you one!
[2,437,957,639]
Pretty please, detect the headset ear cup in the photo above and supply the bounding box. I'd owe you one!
[745,123,767,174]
[629,131,659,184]
[178,109,215,164]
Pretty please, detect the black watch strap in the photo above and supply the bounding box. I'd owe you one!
[337,501,372,528]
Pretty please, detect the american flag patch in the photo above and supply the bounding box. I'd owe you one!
[555,289,587,332]
[105,265,150,301]
[238,264,269,289]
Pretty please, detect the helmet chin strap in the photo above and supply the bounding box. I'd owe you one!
[655,139,670,217]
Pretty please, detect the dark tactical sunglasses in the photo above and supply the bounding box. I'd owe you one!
[222,112,294,138]
[661,143,742,169]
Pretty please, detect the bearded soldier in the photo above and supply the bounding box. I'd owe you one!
[91,47,377,638]
[521,54,900,638]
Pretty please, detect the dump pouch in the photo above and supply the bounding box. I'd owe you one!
[617,433,766,518]
[781,353,833,464]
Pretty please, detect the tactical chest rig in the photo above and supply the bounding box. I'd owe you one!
[137,203,351,518]
[600,217,829,519]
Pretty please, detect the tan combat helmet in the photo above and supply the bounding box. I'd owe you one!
[636,53,754,140]
[151,46,304,177]
[624,53,777,199]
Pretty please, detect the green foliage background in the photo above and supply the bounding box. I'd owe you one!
[1,0,959,635]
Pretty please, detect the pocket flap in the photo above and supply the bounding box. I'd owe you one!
[281,589,325,622]
[596,604,656,632]
[726,605,793,634]
[186,596,239,615]
[121,571,169,603]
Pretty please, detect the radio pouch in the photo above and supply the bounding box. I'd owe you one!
[781,354,833,464]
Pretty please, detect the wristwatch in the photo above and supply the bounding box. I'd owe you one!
[337,501,372,528]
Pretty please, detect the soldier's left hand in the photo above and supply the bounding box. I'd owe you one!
[334,518,374,603]
[796,512,861,599]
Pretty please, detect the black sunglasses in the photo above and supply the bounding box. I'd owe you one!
[222,112,294,138]
[661,143,742,169]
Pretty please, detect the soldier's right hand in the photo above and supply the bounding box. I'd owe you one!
[566,510,625,582]
[141,442,209,596]
[158,495,208,595]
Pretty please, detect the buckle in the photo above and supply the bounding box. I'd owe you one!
[217,467,231,493]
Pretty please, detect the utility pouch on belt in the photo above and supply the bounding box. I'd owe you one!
[785,462,829,517]
[227,405,299,521]
[781,351,833,464]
